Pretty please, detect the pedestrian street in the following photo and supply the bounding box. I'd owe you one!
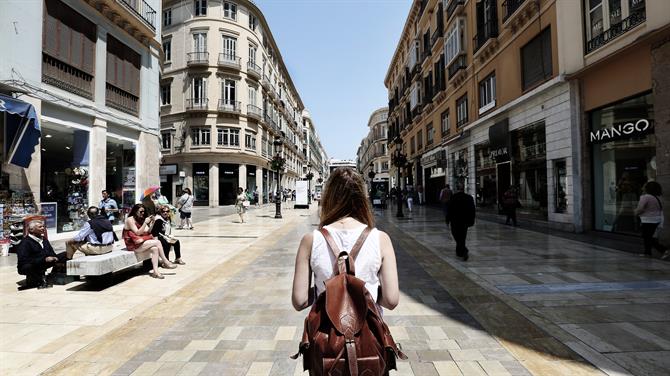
[1,204,668,375]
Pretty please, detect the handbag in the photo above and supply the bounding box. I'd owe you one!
[242,200,250,207]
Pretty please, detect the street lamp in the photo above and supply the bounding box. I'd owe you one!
[306,163,313,205]
[272,134,284,219]
[391,139,407,218]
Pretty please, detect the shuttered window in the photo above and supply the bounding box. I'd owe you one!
[42,0,96,75]
[106,35,141,97]
[521,27,552,91]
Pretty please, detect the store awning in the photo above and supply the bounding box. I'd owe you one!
[0,94,41,168]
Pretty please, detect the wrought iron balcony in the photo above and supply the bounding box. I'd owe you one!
[247,61,262,79]
[502,0,526,22]
[446,0,465,20]
[106,83,139,116]
[218,100,241,114]
[431,27,444,47]
[473,19,499,54]
[447,53,467,79]
[119,0,156,30]
[42,54,93,100]
[586,7,646,53]
[186,98,209,111]
[187,51,209,66]
[261,74,272,89]
[218,53,241,69]
[247,104,262,120]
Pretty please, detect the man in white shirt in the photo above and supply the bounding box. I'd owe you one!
[66,207,117,259]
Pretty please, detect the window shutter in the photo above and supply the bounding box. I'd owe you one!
[43,12,59,57]
[541,29,552,80]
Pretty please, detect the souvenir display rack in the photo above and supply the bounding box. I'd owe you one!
[0,190,38,252]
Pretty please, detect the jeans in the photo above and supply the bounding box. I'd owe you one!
[641,223,666,255]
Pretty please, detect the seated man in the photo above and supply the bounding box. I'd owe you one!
[66,206,117,259]
[16,219,66,290]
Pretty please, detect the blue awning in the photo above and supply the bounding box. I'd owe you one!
[0,94,41,168]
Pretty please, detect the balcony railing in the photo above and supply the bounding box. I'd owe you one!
[586,8,646,53]
[502,0,526,22]
[247,61,262,78]
[218,53,241,69]
[473,19,499,54]
[105,83,139,116]
[247,104,262,119]
[431,27,444,47]
[42,54,94,100]
[187,51,209,65]
[119,0,157,30]
[186,98,208,111]
[218,100,241,113]
[447,0,465,20]
[447,53,467,79]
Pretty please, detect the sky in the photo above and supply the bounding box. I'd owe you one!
[255,0,412,160]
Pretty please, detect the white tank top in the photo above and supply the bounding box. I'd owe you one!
[311,225,382,302]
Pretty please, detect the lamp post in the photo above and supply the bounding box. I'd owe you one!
[306,163,313,205]
[273,135,284,219]
[391,140,407,218]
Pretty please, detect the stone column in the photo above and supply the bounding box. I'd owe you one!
[209,163,219,207]
[95,28,107,107]
[238,164,247,191]
[136,131,160,195]
[652,38,670,244]
[256,166,263,200]
[88,118,107,205]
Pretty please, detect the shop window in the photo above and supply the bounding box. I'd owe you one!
[106,137,136,223]
[40,125,90,233]
[554,159,568,213]
[521,27,552,91]
[451,149,468,191]
[511,122,547,217]
[193,163,209,204]
[475,143,497,209]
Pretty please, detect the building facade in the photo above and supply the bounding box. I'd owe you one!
[385,0,669,234]
[302,110,328,197]
[1,0,162,237]
[356,108,390,196]
[159,0,308,206]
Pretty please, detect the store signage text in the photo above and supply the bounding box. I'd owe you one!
[489,147,509,160]
[590,119,652,143]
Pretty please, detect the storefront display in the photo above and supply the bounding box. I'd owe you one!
[106,137,136,221]
[450,149,468,191]
[591,93,655,235]
[511,121,547,218]
[0,190,38,251]
[193,163,209,205]
[475,143,497,209]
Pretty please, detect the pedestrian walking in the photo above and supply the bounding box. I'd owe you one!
[634,181,669,259]
[417,184,424,205]
[291,167,405,375]
[407,188,414,212]
[98,189,119,224]
[235,187,248,223]
[439,183,453,226]
[176,188,194,230]
[447,184,476,261]
[253,187,260,207]
[502,186,519,226]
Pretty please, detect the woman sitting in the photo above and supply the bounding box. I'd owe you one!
[151,205,185,265]
[123,204,177,279]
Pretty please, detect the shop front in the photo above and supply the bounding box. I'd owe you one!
[218,163,238,205]
[193,163,209,206]
[450,148,469,191]
[246,165,257,193]
[421,148,446,205]
[590,92,655,236]
[474,143,497,210]
[106,136,136,223]
[511,121,548,219]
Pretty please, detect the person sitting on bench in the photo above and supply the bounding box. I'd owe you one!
[66,206,117,259]
[17,219,66,290]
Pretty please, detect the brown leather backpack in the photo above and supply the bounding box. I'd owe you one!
[291,227,407,376]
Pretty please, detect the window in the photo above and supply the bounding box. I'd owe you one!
[456,94,468,127]
[410,136,416,154]
[217,127,240,147]
[161,132,171,150]
[106,35,140,115]
[194,0,207,16]
[445,18,465,64]
[163,39,171,62]
[521,27,552,90]
[426,123,434,145]
[245,132,256,150]
[249,14,258,31]
[584,0,645,52]
[478,73,496,113]
[222,36,236,59]
[248,44,257,65]
[163,8,172,26]
[223,2,237,20]
[191,127,211,146]
[193,32,207,52]
[191,77,207,104]
[441,109,450,136]
[248,85,257,106]
[417,130,423,150]
[222,79,236,104]
[160,84,171,106]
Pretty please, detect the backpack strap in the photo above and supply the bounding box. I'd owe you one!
[319,226,372,276]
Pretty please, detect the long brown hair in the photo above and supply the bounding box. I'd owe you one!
[319,167,374,228]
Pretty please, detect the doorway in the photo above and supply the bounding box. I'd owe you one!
[218,163,239,205]
[496,162,511,213]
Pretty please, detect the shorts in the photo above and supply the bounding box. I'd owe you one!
[179,210,192,219]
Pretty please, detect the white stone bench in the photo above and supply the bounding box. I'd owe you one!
[66,249,150,276]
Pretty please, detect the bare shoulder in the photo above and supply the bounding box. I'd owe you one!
[377,230,394,251]
[297,231,315,257]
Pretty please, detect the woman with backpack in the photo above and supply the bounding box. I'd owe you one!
[176,188,194,230]
[291,167,404,375]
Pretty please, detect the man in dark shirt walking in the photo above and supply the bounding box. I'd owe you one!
[446,184,476,261]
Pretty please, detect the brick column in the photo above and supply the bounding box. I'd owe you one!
[651,38,670,244]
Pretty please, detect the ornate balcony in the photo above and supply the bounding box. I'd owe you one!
[447,53,467,79]
[218,53,241,70]
[446,0,465,21]
[261,74,272,90]
[218,100,241,114]
[88,0,157,46]
[186,98,208,111]
[247,61,262,79]
[502,0,526,22]
[247,104,262,120]
[187,51,209,66]
[586,7,646,54]
[42,54,93,100]
[473,19,499,54]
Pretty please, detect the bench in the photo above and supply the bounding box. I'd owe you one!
[66,249,151,276]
